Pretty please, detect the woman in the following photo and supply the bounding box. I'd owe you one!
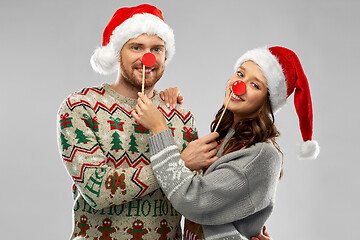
[131,46,319,239]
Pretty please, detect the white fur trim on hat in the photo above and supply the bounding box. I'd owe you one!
[91,13,175,75]
[234,47,287,113]
[298,140,320,160]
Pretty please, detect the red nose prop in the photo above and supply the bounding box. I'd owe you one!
[232,80,246,95]
[142,53,156,67]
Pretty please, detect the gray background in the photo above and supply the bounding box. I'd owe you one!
[1,0,359,239]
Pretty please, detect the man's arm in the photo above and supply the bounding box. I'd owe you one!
[57,96,159,210]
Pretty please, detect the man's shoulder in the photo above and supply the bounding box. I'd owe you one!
[61,84,106,103]
[153,94,195,127]
[69,85,106,99]
[157,101,194,119]
[58,84,108,112]
[153,92,192,112]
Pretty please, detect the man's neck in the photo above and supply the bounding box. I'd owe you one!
[111,77,155,99]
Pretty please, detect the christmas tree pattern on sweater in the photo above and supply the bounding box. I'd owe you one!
[57,83,197,239]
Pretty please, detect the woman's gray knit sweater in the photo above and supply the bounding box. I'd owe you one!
[149,128,282,240]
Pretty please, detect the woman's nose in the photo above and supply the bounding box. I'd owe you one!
[232,80,246,95]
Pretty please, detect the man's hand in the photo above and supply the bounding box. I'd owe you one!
[160,87,184,110]
[251,226,272,240]
[131,92,168,135]
[181,132,220,171]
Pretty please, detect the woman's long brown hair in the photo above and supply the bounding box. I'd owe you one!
[210,92,284,179]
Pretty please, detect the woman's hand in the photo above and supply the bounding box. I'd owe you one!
[131,92,168,135]
[160,87,184,110]
[251,226,271,240]
[181,132,220,171]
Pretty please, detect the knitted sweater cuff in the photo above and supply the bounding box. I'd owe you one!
[149,129,176,157]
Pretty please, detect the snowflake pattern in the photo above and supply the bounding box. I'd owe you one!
[71,95,80,101]
[153,155,192,197]
[102,133,110,140]
[166,159,189,181]
[65,129,71,136]
[154,173,169,189]
[77,155,85,163]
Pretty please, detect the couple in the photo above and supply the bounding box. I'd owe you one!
[57,4,319,240]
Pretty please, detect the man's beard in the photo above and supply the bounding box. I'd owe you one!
[119,58,164,90]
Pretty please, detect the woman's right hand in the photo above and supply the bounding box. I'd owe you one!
[180,132,220,171]
[251,226,272,240]
[160,87,184,110]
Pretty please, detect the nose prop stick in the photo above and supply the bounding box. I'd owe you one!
[214,80,246,132]
[141,53,156,94]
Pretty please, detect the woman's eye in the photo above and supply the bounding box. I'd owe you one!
[251,83,259,89]
[237,71,244,78]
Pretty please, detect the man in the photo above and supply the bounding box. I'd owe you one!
[57,4,272,239]
[57,4,210,239]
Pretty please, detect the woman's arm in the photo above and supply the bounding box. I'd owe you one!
[132,93,281,226]
[131,92,219,170]
[148,130,280,226]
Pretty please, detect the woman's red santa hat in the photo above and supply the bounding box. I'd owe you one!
[90,4,175,75]
[234,46,320,160]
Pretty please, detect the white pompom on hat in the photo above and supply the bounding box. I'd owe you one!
[234,46,320,160]
[90,4,175,75]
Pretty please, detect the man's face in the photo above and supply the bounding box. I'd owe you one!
[119,34,166,90]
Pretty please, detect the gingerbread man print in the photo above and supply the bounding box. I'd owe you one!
[95,218,119,240]
[105,170,127,198]
[74,215,91,238]
[124,219,150,240]
[155,219,172,240]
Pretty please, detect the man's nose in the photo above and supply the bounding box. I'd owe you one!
[142,53,156,67]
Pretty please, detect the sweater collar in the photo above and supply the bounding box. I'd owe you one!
[102,83,160,108]
[217,128,235,157]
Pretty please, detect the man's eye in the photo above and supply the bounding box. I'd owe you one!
[153,48,161,53]
[132,46,140,51]
[237,71,244,78]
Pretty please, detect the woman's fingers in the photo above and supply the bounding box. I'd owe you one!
[263,226,270,237]
[159,87,184,110]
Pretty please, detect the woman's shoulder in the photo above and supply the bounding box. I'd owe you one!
[237,142,282,181]
[219,141,281,168]
[247,141,282,165]
[254,141,281,158]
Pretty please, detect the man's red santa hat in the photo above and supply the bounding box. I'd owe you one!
[90,4,175,75]
[234,46,320,160]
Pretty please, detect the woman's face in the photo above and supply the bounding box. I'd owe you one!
[225,60,268,121]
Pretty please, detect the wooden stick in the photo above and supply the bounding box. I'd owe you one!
[214,91,233,132]
[141,64,145,94]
